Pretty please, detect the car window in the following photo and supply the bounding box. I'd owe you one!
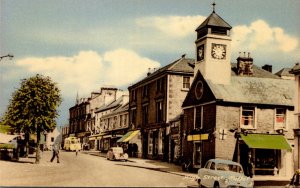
[216,163,243,173]
[210,162,215,170]
[113,148,123,153]
[205,161,211,169]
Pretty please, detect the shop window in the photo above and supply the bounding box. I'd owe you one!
[241,106,256,129]
[183,76,190,89]
[254,149,280,176]
[275,108,286,130]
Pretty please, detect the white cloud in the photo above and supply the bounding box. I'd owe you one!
[136,15,206,38]
[6,49,161,98]
[232,19,299,53]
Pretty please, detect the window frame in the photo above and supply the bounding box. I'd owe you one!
[240,106,256,129]
[183,76,191,90]
[274,108,287,130]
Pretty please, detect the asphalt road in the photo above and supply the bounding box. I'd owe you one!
[0,150,197,187]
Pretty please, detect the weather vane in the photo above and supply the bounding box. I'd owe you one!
[212,0,216,13]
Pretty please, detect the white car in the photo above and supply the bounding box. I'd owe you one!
[198,159,254,188]
[106,147,128,161]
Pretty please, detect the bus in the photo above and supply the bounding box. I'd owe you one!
[63,137,81,151]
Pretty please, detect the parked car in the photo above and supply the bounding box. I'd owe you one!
[197,159,254,188]
[106,147,128,161]
[286,169,300,188]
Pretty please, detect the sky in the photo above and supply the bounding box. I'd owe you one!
[1,0,300,126]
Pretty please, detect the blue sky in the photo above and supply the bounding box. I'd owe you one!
[1,0,300,126]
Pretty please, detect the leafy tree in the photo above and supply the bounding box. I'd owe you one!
[3,74,62,163]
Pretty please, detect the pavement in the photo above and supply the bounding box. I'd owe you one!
[82,150,199,178]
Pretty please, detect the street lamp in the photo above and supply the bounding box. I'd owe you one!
[0,54,14,61]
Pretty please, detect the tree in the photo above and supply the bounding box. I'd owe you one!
[3,74,62,163]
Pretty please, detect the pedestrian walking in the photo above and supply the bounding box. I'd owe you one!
[50,144,60,163]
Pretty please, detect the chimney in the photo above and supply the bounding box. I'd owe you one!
[237,52,254,76]
[262,64,272,73]
[147,68,151,76]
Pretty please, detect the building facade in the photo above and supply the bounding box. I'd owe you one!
[181,7,295,180]
[128,56,194,159]
[290,63,300,171]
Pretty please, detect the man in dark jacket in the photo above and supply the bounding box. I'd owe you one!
[50,144,60,163]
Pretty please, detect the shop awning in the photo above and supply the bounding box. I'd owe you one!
[241,134,292,151]
[187,134,209,141]
[117,130,140,143]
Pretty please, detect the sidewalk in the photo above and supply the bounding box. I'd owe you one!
[82,151,198,178]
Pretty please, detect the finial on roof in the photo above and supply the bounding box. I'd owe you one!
[212,1,216,13]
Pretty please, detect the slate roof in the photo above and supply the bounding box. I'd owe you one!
[101,102,129,118]
[129,56,194,88]
[275,68,294,78]
[195,12,232,31]
[95,96,125,113]
[207,76,294,106]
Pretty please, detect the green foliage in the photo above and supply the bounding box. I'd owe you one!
[0,123,12,133]
[2,74,62,134]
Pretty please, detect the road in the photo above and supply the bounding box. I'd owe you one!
[0,150,197,187]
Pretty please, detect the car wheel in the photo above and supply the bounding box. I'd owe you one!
[112,155,115,160]
[213,182,220,188]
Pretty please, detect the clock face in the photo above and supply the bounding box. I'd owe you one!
[212,44,226,59]
[195,81,203,100]
[197,45,204,61]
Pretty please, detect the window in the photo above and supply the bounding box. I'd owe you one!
[241,106,256,129]
[156,101,163,123]
[193,142,202,167]
[156,78,164,93]
[142,105,149,125]
[51,137,54,142]
[119,115,123,128]
[194,106,203,129]
[131,109,137,127]
[183,77,190,89]
[275,108,286,130]
[142,85,149,97]
[131,89,137,101]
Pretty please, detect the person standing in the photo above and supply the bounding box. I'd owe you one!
[50,144,60,163]
[76,148,79,156]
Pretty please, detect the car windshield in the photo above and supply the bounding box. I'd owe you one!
[113,148,123,153]
[216,163,243,173]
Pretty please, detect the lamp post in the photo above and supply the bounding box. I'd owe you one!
[0,53,14,121]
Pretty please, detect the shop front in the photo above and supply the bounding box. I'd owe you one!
[240,133,293,178]
[117,130,141,157]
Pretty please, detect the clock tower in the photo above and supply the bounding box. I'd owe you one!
[195,3,232,85]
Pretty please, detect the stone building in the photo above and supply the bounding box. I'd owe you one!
[94,94,129,151]
[290,63,300,171]
[68,87,119,148]
[181,6,295,181]
[128,55,194,160]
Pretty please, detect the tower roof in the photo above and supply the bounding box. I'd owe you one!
[196,12,232,31]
